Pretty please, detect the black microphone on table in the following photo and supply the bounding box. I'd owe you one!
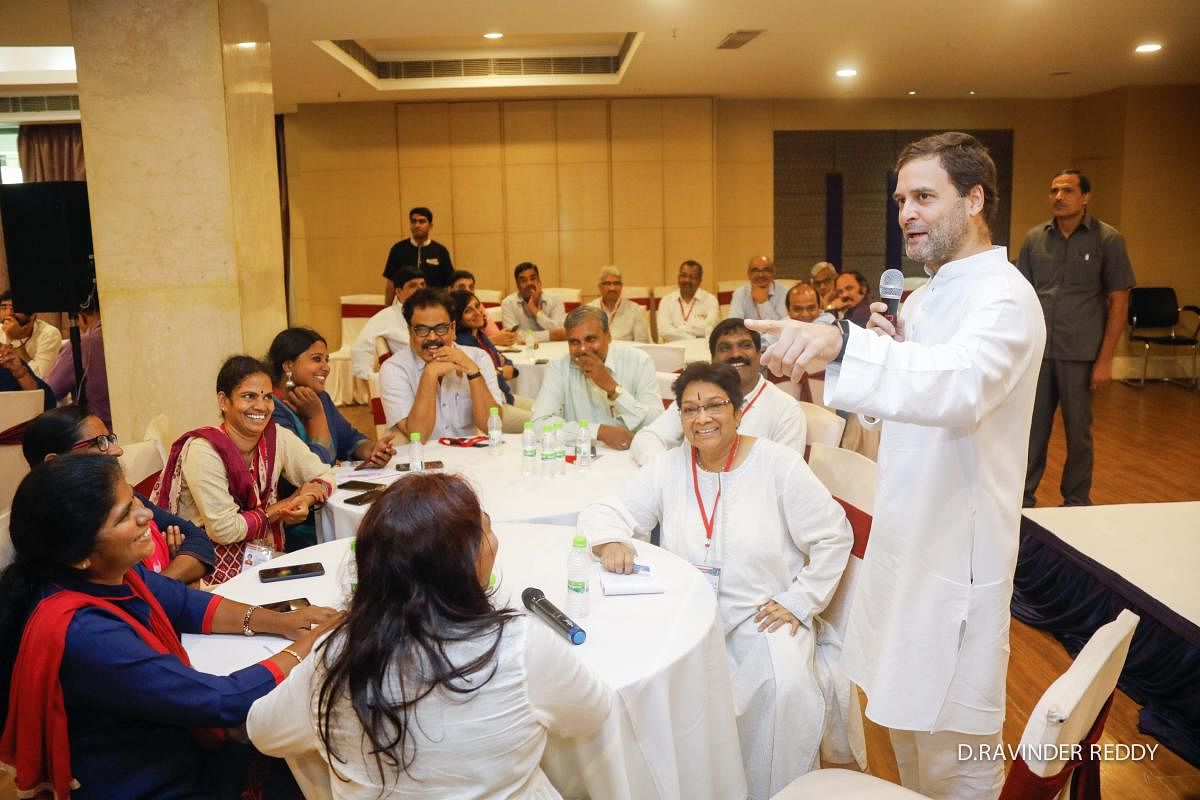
[879,268,905,325]
[522,587,586,645]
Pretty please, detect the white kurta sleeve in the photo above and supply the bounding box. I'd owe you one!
[350,312,388,380]
[824,289,1043,427]
[523,619,613,738]
[378,358,415,429]
[530,360,567,430]
[630,403,682,466]
[729,288,753,321]
[632,307,651,343]
[277,426,337,490]
[180,439,250,545]
[246,650,319,757]
[770,395,808,455]
[577,458,667,547]
[501,295,522,332]
[612,353,664,432]
[771,457,852,625]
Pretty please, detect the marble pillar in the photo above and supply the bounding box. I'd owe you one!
[68,0,285,440]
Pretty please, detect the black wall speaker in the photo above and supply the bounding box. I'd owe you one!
[0,181,96,314]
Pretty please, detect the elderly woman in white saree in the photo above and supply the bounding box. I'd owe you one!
[580,362,863,799]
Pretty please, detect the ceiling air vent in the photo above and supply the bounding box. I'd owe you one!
[331,40,622,81]
[0,95,80,113]
[716,30,765,50]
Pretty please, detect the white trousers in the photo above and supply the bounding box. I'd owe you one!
[887,728,1004,800]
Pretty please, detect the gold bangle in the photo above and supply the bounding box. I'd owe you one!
[280,647,304,665]
[242,606,256,637]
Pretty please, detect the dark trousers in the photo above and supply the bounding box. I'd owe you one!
[1024,359,1094,506]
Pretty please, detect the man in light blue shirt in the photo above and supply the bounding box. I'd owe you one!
[729,255,789,323]
[532,306,663,450]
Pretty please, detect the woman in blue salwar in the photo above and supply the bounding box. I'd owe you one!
[0,455,338,799]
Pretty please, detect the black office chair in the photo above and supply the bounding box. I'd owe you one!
[1123,287,1200,388]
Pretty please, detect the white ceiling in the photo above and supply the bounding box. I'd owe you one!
[2,0,1198,110]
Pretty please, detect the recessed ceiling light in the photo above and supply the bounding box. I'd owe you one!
[836,68,857,78]
[483,32,504,40]
[1135,42,1162,54]
[969,90,976,95]
[907,89,917,96]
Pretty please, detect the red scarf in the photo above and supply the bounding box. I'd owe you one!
[0,570,219,799]
[153,423,282,583]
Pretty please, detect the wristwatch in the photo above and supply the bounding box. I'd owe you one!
[834,319,851,363]
[466,371,482,381]
[607,384,624,401]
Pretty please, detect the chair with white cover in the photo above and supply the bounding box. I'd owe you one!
[543,287,582,311]
[368,372,388,439]
[650,284,678,342]
[799,401,846,448]
[0,509,11,570]
[0,390,45,511]
[772,609,1140,799]
[327,294,386,406]
[717,279,742,318]
[656,371,678,409]
[475,288,502,306]
[119,440,165,497]
[143,413,173,464]
[633,342,687,373]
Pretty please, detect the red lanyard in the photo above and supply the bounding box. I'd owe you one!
[741,381,767,415]
[692,435,740,552]
[677,296,696,321]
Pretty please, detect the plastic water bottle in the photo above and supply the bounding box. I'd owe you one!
[487,406,503,454]
[540,424,555,476]
[554,422,567,477]
[525,329,538,353]
[347,538,358,594]
[566,535,590,618]
[409,432,423,470]
[576,419,592,471]
[521,422,537,476]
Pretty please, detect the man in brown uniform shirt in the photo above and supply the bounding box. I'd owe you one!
[1017,170,1135,506]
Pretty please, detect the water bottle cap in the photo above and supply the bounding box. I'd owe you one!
[523,421,533,429]
[579,419,589,428]
[349,538,356,551]
[489,406,499,415]
[409,432,421,441]
[572,535,588,548]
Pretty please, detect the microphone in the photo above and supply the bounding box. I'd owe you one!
[879,268,905,324]
[522,587,586,645]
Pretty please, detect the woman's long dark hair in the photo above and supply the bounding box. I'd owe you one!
[447,289,478,331]
[265,327,326,384]
[316,472,515,788]
[0,456,123,727]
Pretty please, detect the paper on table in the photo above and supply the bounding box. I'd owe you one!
[600,571,666,596]
[334,462,392,481]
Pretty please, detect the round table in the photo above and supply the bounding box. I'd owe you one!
[505,338,711,398]
[316,433,639,541]
[183,523,746,800]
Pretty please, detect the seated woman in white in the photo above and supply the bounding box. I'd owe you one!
[580,362,861,800]
[247,472,612,799]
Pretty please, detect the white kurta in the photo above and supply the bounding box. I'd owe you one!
[823,246,1046,735]
[656,288,719,342]
[587,297,651,342]
[246,615,612,799]
[630,376,807,466]
[579,439,856,799]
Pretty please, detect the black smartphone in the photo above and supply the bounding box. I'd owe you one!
[535,358,549,365]
[339,480,382,492]
[259,597,311,613]
[396,461,444,471]
[258,562,325,583]
[345,489,383,506]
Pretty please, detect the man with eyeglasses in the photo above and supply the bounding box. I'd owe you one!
[810,261,839,310]
[379,289,503,440]
[1,291,62,378]
[729,256,789,324]
[631,318,806,465]
[586,265,650,342]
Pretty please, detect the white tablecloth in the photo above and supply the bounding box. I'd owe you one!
[183,524,747,800]
[506,339,711,398]
[317,434,639,541]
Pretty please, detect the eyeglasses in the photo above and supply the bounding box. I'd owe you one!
[411,323,452,338]
[600,280,623,288]
[679,399,733,420]
[72,433,119,452]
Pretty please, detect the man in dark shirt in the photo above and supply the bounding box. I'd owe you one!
[1017,170,1135,507]
[382,206,454,300]
[834,271,873,327]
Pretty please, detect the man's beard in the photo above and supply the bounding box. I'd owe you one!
[905,197,969,267]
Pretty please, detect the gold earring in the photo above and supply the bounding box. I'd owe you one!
[285,370,295,389]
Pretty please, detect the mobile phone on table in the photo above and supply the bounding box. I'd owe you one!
[395,461,444,471]
[535,358,549,365]
[339,480,382,492]
[345,489,383,506]
[258,562,325,583]
[259,597,311,613]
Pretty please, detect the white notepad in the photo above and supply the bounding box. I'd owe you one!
[599,571,666,596]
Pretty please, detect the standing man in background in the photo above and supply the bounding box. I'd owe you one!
[383,206,454,301]
[747,132,1045,799]
[1018,170,1134,507]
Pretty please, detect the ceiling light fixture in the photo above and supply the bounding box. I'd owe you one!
[483,32,504,40]
[1135,42,1162,53]
[969,90,976,95]
[836,68,857,78]
[907,89,917,96]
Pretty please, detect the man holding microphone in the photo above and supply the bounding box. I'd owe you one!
[747,132,1045,799]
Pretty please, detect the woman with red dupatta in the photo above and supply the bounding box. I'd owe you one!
[154,356,336,584]
[0,455,339,799]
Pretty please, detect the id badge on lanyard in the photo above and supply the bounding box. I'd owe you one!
[244,542,275,569]
[690,438,738,596]
[693,558,723,594]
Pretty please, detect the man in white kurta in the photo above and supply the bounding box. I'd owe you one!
[748,133,1046,799]
[631,319,806,464]
[587,265,651,342]
[349,266,425,379]
[657,260,719,342]
[581,437,856,799]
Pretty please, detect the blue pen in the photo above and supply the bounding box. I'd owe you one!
[632,563,651,574]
